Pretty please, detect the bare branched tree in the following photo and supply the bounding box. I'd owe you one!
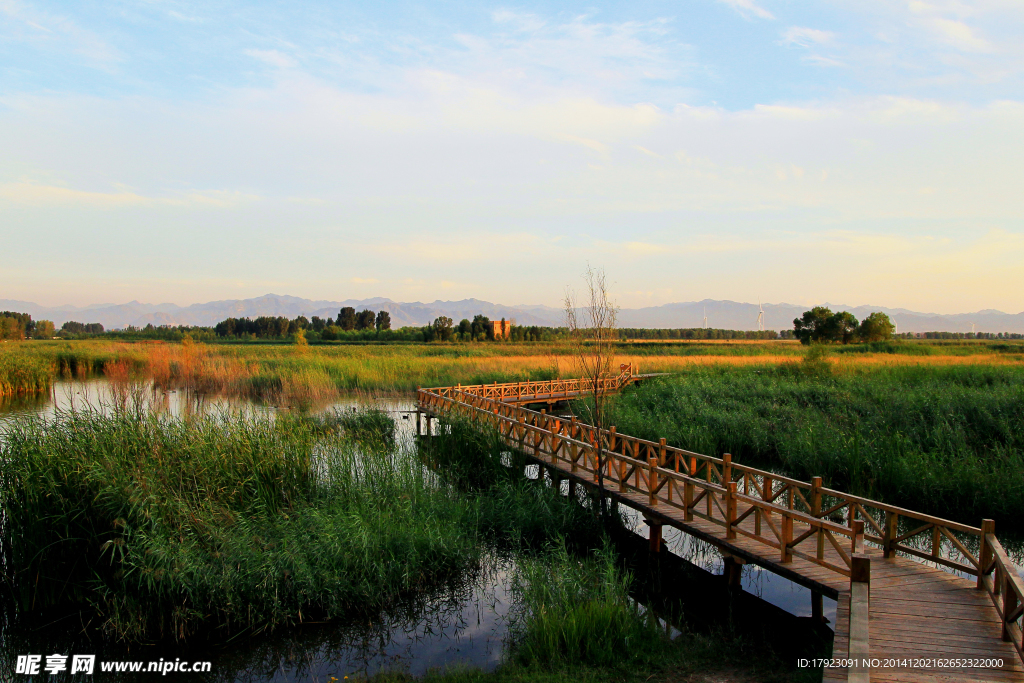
[564,265,618,521]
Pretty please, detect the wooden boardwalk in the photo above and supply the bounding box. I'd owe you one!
[417,375,1024,682]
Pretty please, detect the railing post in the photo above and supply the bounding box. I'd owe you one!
[648,457,659,506]
[609,426,616,451]
[1003,572,1019,642]
[684,475,694,521]
[726,481,737,539]
[979,519,995,590]
[659,438,666,466]
[883,511,898,558]
[570,442,578,473]
[722,452,732,485]
[781,512,793,563]
[849,553,871,683]
[812,476,824,559]
[852,520,865,555]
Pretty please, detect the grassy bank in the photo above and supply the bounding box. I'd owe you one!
[608,357,1024,528]
[2,338,1022,400]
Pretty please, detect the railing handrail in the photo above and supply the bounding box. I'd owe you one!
[419,380,1022,669]
[418,385,989,577]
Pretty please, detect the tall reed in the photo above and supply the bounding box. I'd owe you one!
[0,409,477,640]
[610,363,1024,526]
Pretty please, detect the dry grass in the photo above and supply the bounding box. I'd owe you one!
[4,340,1022,401]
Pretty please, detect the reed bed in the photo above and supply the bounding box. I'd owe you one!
[0,408,478,640]
[505,541,660,668]
[609,360,1024,528]
[2,339,1021,399]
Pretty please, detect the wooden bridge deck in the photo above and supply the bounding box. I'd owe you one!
[417,375,1024,682]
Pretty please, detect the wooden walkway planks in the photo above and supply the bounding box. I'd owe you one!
[417,380,1024,682]
[566,457,1023,682]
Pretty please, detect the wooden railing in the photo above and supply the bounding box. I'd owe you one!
[417,385,990,583]
[418,378,1024,675]
[979,527,1024,662]
[425,363,637,405]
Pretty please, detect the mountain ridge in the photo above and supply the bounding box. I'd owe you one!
[2,295,1023,334]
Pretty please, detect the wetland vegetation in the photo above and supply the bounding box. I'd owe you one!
[607,354,1024,529]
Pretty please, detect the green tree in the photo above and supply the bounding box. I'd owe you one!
[457,318,471,340]
[831,311,859,344]
[858,311,895,342]
[793,307,834,345]
[375,310,391,332]
[33,320,55,339]
[432,316,454,342]
[337,307,356,331]
[471,314,492,341]
[355,309,375,331]
[793,307,859,345]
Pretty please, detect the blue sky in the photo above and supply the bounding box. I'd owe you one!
[2,0,1023,313]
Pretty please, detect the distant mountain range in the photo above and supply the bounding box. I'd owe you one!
[3,294,1024,334]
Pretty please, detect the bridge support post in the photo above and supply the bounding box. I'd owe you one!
[415,410,421,436]
[645,518,662,553]
[722,553,744,588]
[568,479,577,499]
[812,591,823,622]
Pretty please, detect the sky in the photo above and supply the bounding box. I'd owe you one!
[1,1,1023,314]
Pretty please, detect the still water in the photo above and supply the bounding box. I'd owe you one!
[0,380,906,680]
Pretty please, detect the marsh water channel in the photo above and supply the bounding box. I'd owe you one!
[1,379,1003,681]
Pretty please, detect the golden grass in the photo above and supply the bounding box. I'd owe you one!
[5,340,1022,402]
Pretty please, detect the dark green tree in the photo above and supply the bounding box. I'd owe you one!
[457,318,471,339]
[433,316,454,342]
[337,307,356,331]
[793,307,859,344]
[831,311,859,344]
[471,314,492,341]
[793,307,834,345]
[355,309,376,331]
[375,310,391,331]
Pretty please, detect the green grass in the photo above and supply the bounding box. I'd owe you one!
[609,360,1024,528]
[3,337,1022,398]
[505,540,661,669]
[0,408,479,640]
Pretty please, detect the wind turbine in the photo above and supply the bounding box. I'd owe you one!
[757,299,765,332]
[971,322,976,335]
[703,306,708,330]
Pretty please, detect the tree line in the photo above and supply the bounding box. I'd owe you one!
[1,312,57,339]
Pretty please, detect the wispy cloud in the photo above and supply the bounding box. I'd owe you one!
[780,27,835,48]
[717,0,775,21]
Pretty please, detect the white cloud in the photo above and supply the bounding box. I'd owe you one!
[929,18,994,53]
[717,0,775,21]
[780,27,835,48]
